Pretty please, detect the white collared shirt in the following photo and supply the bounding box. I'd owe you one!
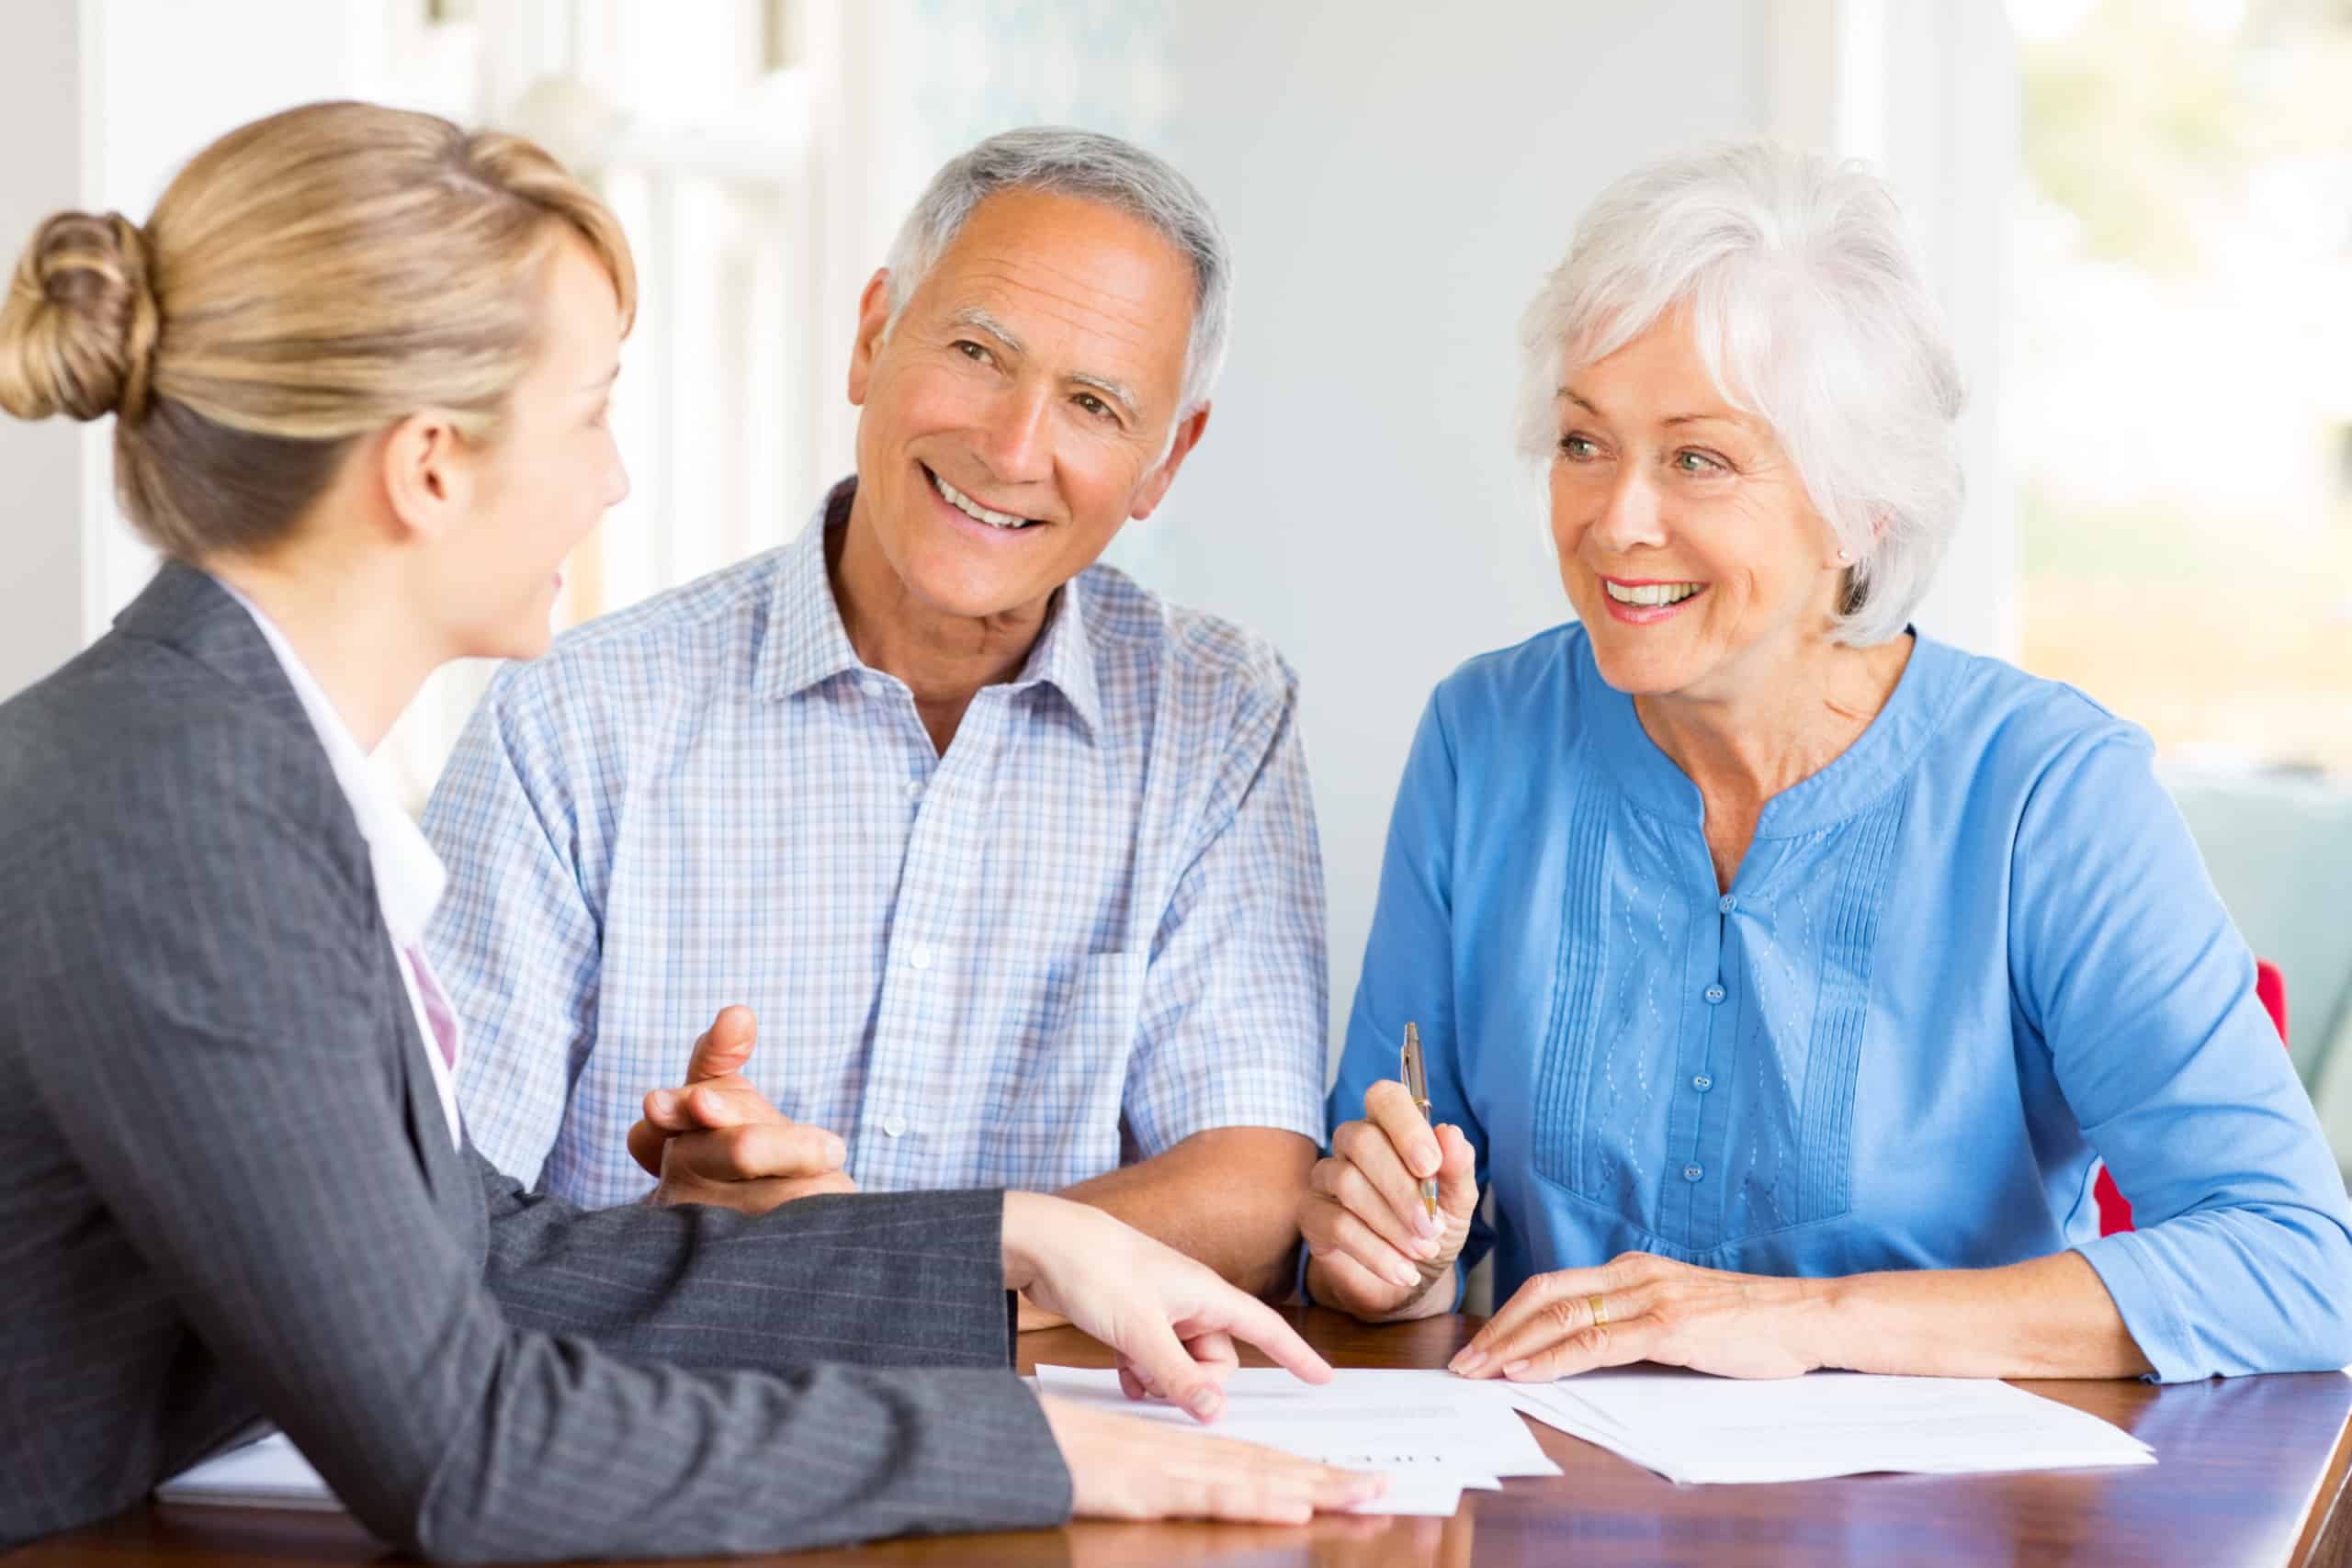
[214,577,465,1149]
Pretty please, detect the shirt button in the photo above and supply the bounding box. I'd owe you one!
[1692,1074,1713,1092]
[906,944,933,971]
[905,779,924,802]
[1704,984,1726,1004]
[881,1113,908,1137]
[1718,894,1737,914]
[1684,1164,1704,1181]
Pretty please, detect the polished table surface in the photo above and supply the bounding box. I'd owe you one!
[11,1308,2351,1567]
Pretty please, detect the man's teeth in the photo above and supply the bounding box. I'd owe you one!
[1604,581,1702,607]
[932,471,1029,529]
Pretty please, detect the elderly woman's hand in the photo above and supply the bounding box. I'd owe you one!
[1299,1079,1481,1320]
[1448,1252,1826,1382]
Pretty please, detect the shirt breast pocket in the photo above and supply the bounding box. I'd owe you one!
[980,950,1146,1190]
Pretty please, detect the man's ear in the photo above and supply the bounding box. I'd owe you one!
[378,411,472,545]
[1130,403,1212,521]
[846,267,894,408]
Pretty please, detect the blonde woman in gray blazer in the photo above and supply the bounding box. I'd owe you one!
[0,102,1376,1561]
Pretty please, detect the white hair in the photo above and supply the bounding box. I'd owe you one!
[1517,139,1965,647]
[883,126,1232,423]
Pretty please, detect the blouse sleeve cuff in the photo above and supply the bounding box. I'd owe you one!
[2073,1233,2199,1383]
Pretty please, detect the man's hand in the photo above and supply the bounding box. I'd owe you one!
[629,1005,856,1213]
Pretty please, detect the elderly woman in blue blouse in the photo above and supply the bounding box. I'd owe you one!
[1301,141,2352,1384]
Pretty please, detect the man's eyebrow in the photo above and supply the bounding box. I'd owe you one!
[951,306,1142,422]
[1070,371,1140,423]
[950,306,1024,355]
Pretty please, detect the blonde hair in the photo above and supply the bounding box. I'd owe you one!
[0,99,636,559]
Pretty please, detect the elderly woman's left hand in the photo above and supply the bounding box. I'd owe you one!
[1448,1252,1827,1382]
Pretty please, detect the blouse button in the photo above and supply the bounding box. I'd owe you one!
[1691,1074,1713,1092]
[1683,1164,1704,1182]
[1704,984,1726,1004]
[1718,894,1738,914]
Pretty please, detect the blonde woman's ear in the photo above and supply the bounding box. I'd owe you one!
[378,411,473,542]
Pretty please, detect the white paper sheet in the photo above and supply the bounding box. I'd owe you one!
[1034,1365,1558,1516]
[1505,1366,2155,1484]
[156,1432,343,1511]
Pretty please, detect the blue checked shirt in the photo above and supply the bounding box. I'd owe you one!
[423,479,1329,1208]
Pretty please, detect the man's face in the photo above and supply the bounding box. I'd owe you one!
[844,186,1207,622]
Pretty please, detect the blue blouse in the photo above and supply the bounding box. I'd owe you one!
[1330,625,2352,1381]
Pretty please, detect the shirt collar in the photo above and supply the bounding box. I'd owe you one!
[755,475,1104,740]
[209,575,448,949]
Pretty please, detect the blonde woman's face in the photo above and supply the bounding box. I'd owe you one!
[442,233,629,660]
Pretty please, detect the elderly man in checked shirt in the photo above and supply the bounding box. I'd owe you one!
[422,128,1325,1317]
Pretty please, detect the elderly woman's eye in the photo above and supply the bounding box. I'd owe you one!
[1558,434,1602,460]
[1674,448,1726,475]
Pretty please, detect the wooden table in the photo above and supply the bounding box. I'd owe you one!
[12,1308,2350,1567]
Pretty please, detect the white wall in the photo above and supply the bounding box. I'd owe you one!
[0,0,398,705]
[0,0,96,702]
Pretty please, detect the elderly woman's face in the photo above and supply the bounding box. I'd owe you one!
[1548,310,1846,701]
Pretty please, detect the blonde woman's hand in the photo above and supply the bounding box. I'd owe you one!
[1037,1395,1384,1524]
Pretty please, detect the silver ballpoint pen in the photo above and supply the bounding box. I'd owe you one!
[1399,1021,1440,1223]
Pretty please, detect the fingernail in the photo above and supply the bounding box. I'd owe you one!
[1413,1234,1440,1258]
[1412,1207,1437,1238]
[650,1089,676,1119]
[1503,1359,1532,1379]
[1452,1348,1487,1375]
[1415,1146,1439,1179]
[1388,1260,1419,1288]
[823,1134,846,1164]
[1187,1386,1221,1419]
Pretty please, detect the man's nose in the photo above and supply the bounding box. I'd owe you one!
[978,381,1053,486]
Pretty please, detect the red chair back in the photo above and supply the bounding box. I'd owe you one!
[2094,959,2287,1235]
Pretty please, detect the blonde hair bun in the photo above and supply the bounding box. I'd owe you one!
[0,210,161,423]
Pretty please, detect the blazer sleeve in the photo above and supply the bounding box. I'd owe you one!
[23,733,1070,1563]
[475,1161,1029,1372]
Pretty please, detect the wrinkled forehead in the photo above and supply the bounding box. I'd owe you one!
[921,191,1196,367]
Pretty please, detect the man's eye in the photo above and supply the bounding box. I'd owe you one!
[1075,392,1114,421]
[954,340,992,365]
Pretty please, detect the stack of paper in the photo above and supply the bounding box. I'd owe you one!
[1035,1365,1559,1516]
[1502,1366,2155,1483]
[157,1432,343,1511]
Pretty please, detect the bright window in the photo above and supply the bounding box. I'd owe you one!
[2013,0,2352,775]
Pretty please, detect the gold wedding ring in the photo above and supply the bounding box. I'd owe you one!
[1588,1292,1610,1329]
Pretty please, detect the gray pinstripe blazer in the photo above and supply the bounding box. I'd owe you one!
[0,564,1071,1561]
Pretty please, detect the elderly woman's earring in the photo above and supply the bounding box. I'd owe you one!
[1836,547,1854,565]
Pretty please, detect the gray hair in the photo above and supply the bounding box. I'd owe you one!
[883,126,1232,425]
[1517,139,1965,647]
